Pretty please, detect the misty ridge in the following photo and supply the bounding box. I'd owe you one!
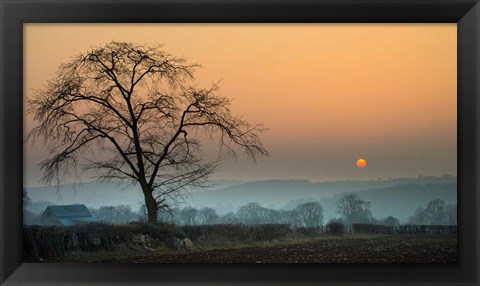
[25,174,456,224]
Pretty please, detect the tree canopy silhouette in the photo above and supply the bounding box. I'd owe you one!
[335,193,372,229]
[27,41,268,222]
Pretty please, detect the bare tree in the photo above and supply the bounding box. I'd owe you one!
[295,202,324,227]
[424,199,447,225]
[178,206,199,225]
[282,210,303,227]
[264,209,282,224]
[335,193,372,230]
[91,205,138,224]
[408,200,451,225]
[445,203,457,225]
[219,212,239,224]
[408,207,427,225]
[97,206,117,224]
[196,207,219,225]
[114,205,137,224]
[26,42,268,222]
[237,202,269,224]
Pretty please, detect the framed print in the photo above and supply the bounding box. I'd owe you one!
[1,0,479,285]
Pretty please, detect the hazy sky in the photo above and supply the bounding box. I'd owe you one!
[24,24,457,186]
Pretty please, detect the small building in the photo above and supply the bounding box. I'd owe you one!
[40,204,100,226]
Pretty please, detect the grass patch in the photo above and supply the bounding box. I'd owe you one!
[60,233,394,262]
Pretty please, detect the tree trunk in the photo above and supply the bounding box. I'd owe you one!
[142,185,158,223]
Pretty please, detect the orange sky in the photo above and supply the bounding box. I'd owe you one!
[24,24,457,185]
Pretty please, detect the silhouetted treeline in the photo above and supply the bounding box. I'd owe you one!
[89,205,139,225]
[155,202,324,227]
[407,199,456,225]
[23,195,456,228]
[349,223,455,235]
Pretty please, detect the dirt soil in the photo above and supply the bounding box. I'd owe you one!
[78,234,457,263]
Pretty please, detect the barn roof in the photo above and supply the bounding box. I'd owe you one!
[57,218,78,226]
[46,204,92,218]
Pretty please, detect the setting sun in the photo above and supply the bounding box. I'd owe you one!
[356,158,367,168]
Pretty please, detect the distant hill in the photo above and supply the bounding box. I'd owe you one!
[312,174,456,197]
[184,175,456,212]
[187,179,316,210]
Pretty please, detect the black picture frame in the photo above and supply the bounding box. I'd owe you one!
[1,0,479,285]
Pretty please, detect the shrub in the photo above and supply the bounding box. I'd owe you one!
[180,224,291,246]
[23,223,177,262]
[130,222,176,248]
[351,223,457,235]
[23,225,68,262]
[352,223,394,234]
[251,224,291,241]
[394,224,457,234]
[325,222,345,236]
[293,226,323,238]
